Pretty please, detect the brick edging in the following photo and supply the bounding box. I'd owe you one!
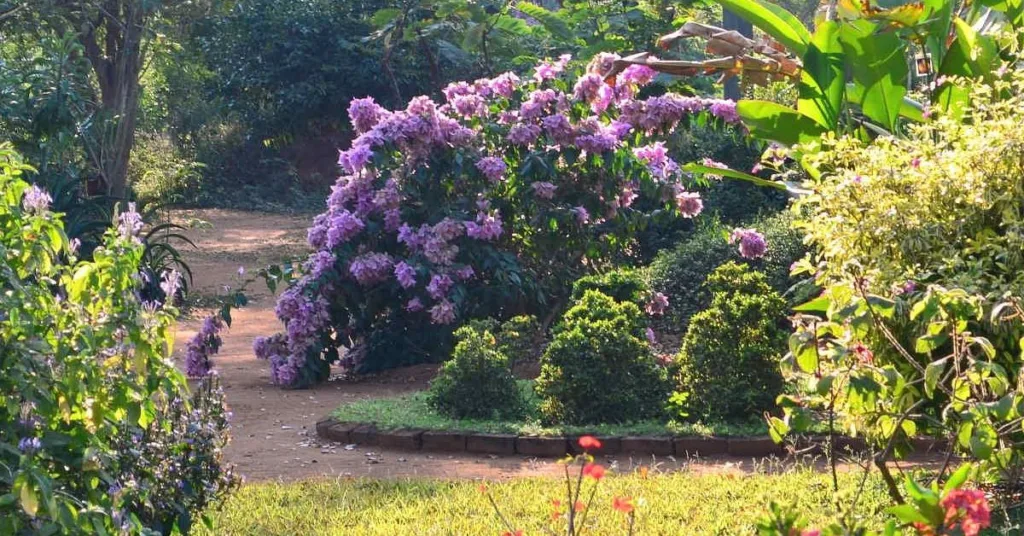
[316,417,945,458]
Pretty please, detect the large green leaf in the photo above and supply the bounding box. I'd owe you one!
[838,20,908,132]
[754,0,813,44]
[736,100,826,145]
[715,0,810,55]
[682,162,787,190]
[798,21,845,129]
[847,84,927,122]
[934,18,998,117]
[516,2,574,42]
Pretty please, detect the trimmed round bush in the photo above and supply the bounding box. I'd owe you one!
[674,262,788,422]
[536,290,670,425]
[648,210,804,331]
[571,268,648,306]
[427,324,526,420]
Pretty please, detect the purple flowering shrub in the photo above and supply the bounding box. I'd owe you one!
[0,145,236,534]
[257,54,743,386]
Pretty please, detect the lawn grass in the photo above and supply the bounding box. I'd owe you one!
[331,381,776,437]
[197,468,894,535]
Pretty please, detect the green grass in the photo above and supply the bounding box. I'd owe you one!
[331,381,795,438]
[196,468,894,535]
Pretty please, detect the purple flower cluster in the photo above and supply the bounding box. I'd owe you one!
[475,156,507,182]
[21,185,51,214]
[645,292,669,316]
[184,315,223,378]
[730,228,768,259]
[261,55,745,388]
[349,252,394,286]
[464,211,503,241]
[675,190,703,218]
[118,203,144,240]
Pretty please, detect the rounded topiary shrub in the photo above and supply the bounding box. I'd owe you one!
[648,210,805,331]
[674,262,788,422]
[536,290,670,425]
[427,324,526,420]
[570,268,649,307]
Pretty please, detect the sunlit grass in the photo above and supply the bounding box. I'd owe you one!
[331,381,777,438]
[198,468,894,535]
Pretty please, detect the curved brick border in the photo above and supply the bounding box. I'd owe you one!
[316,417,942,458]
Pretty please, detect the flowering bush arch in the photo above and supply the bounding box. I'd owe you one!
[256,54,747,386]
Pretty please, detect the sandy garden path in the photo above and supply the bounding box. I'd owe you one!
[169,209,933,483]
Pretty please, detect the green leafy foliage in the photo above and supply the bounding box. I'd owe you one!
[571,268,649,306]
[674,263,788,422]
[427,324,526,420]
[648,211,806,331]
[0,145,236,534]
[536,291,670,425]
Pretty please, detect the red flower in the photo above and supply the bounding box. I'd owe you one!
[612,496,634,513]
[582,463,606,480]
[578,435,602,450]
[573,500,585,512]
[501,531,524,536]
[940,488,991,536]
[478,483,488,494]
[851,342,873,365]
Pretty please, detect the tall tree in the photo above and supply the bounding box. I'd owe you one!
[5,0,199,198]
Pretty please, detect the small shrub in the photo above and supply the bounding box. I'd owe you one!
[495,315,543,366]
[648,211,804,331]
[571,268,648,306]
[427,324,526,420]
[112,376,240,532]
[674,262,788,422]
[536,291,670,425]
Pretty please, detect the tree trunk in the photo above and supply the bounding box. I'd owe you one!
[79,0,146,199]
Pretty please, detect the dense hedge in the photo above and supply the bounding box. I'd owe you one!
[536,291,670,425]
[674,262,788,422]
[648,210,804,331]
[427,324,526,420]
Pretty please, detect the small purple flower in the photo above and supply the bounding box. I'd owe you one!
[571,206,589,225]
[508,124,541,146]
[348,97,387,133]
[464,211,503,241]
[160,270,183,300]
[573,73,604,103]
[427,273,454,300]
[406,297,425,312]
[394,261,417,289]
[429,300,457,324]
[488,72,520,98]
[326,210,365,248]
[21,185,51,214]
[675,191,703,218]
[645,292,669,316]
[533,55,570,82]
[619,64,656,87]
[185,315,223,378]
[349,252,394,286]
[455,265,475,280]
[338,145,374,174]
[531,182,557,200]
[118,203,144,239]
[729,228,767,259]
[18,437,41,454]
[707,99,740,123]
[475,156,507,182]
[645,327,657,345]
[452,93,488,118]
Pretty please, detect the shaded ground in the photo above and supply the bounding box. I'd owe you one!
[170,209,940,483]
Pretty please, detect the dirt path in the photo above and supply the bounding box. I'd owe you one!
[168,209,700,482]
[170,209,937,483]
